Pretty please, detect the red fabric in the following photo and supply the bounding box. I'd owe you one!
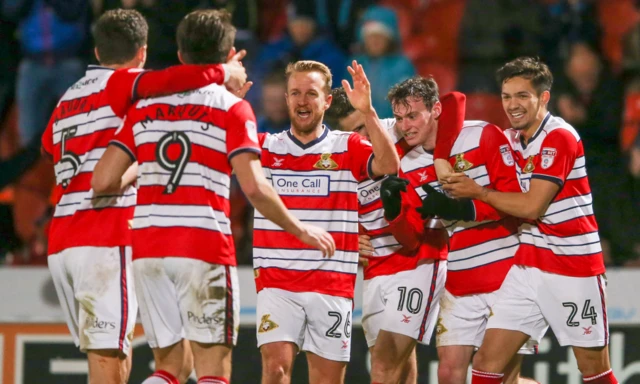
[471,369,503,384]
[583,369,617,384]
[434,91,466,160]
[150,370,180,384]
[197,376,229,384]
[106,65,226,118]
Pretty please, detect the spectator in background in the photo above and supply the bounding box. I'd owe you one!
[290,0,375,52]
[251,3,347,108]
[553,41,637,263]
[539,0,601,74]
[350,6,415,118]
[258,68,289,134]
[1,0,90,146]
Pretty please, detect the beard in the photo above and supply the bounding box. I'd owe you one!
[290,111,324,135]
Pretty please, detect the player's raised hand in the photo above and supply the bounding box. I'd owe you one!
[224,47,248,93]
[442,175,485,199]
[342,60,373,114]
[297,224,336,258]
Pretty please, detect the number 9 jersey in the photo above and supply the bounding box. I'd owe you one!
[111,83,261,265]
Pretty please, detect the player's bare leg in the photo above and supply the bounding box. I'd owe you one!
[260,341,297,384]
[179,340,194,383]
[472,329,529,376]
[437,345,474,384]
[151,339,190,380]
[573,345,613,379]
[370,330,416,383]
[307,351,347,384]
[502,354,540,384]
[399,347,417,384]
[87,349,130,384]
[190,341,232,382]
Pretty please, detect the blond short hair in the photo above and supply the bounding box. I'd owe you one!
[285,60,332,93]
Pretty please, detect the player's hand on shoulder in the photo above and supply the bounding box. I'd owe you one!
[223,47,248,95]
[297,224,336,258]
[380,176,409,221]
[434,158,465,184]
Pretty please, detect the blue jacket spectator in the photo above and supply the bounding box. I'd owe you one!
[350,6,416,118]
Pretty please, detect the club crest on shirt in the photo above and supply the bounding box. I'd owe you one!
[313,153,339,170]
[523,156,535,173]
[454,153,473,172]
[541,147,557,169]
[436,317,448,335]
[258,314,279,333]
[499,144,515,166]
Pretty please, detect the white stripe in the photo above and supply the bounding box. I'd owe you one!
[520,225,602,255]
[544,193,592,216]
[253,216,357,233]
[414,180,441,199]
[448,240,518,271]
[359,208,388,231]
[253,248,358,274]
[134,121,226,154]
[541,201,594,225]
[53,105,119,138]
[135,83,240,110]
[567,165,588,180]
[59,69,111,100]
[448,235,519,263]
[370,235,402,257]
[447,219,496,236]
[137,162,231,199]
[401,147,433,173]
[54,188,136,217]
[450,122,485,155]
[255,208,355,222]
[133,204,231,234]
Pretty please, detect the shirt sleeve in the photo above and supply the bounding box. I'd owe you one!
[226,100,261,161]
[109,114,137,162]
[531,128,578,187]
[434,92,466,160]
[106,65,226,118]
[471,124,522,222]
[386,187,426,254]
[347,132,374,182]
[41,113,56,157]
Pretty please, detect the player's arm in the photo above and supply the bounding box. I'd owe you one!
[434,92,466,182]
[343,60,399,177]
[444,129,576,220]
[379,176,426,253]
[106,49,248,118]
[92,117,137,194]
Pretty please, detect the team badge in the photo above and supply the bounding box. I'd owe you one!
[313,153,339,170]
[254,269,260,278]
[489,307,494,317]
[258,314,279,333]
[541,147,557,170]
[454,153,473,172]
[435,317,448,335]
[523,156,535,173]
[499,144,514,166]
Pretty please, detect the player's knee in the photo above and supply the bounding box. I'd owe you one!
[262,357,291,380]
[471,349,491,371]
[437,360,466,384]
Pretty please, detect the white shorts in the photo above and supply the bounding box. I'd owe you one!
[436,289,541,354]
[48,246,137,355]
[488,265,609,348]
[134,258,240,349]
[256,288,353,362]
[362,261,447,348]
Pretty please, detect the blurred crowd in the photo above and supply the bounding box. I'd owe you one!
[1,0,640,266]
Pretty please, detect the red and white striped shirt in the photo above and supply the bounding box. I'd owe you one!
[506,113,605,277]
[253,127,374,299]
[42,66,136,255]
[112,83,260,265]
[444,121,521,296]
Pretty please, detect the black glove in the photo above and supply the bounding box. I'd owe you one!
[380,176,410,221]
[416,184,475,221]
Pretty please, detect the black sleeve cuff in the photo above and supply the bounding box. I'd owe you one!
[109,141,136,163]
[228,147,262,162]
[131,71,148,102]
[366,153,376,179]
[531,173,563,187]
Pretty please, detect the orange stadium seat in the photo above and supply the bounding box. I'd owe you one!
[465,92,510,130]
[621,92,640,151]
[597,0,640,72]
[416,61,457,94]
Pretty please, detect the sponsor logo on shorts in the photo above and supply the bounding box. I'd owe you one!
[435,317,447,335]
[187,311,223,327]
[583,326,593,335]
[401,315,412,324]
[341,340,349,349]
[258,314,279,333]
[85,316,116,330]
[272,174,330,196]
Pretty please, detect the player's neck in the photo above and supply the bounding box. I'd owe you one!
[99,58,142,71]
[522,109,548,142]
[290,124,324,144]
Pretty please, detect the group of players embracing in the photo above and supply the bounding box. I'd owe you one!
[42,6,617,384]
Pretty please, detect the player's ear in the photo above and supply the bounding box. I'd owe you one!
[226,47,237,63]
[177,50,186,65]
[324,93,333,111]
[431,101,442,120]
[137,45,147,68]
[94,47,101,64]
[540,90,551,107]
